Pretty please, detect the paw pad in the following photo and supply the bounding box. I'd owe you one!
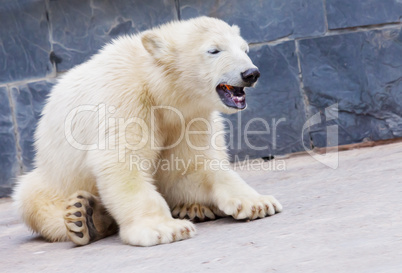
[64,191,117,246]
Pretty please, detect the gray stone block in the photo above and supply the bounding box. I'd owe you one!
[326,0,402,29]
[11,80,55,172]
[225,41,309,161]
[49,0,178,72]
[299,27,402,147]
[0,0,52,84]
[0,86,19,197]
[180,0,326,43]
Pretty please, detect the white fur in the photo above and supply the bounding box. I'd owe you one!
[13,17,281,246]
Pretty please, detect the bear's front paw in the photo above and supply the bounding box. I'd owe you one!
[120,218,196,246]
[218,195,282,220]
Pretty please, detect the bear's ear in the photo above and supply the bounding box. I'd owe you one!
[142,31,168,60]
[232,25,240,35]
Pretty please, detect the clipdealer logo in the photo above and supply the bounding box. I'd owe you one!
[302,103,339,169]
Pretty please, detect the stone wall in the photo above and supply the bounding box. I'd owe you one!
[0,0,401,196]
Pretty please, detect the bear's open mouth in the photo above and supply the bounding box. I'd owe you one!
[216,84,246,109]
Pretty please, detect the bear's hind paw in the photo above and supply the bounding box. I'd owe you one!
[64,191,117,245]
[171,204,226,221]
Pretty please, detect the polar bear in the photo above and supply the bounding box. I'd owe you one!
[13,17,282,247]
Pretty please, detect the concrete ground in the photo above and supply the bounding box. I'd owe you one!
[1,142,402,273]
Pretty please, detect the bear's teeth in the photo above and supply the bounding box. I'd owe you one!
[234,96,244,101]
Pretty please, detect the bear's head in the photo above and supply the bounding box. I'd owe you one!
[141,16,259,115]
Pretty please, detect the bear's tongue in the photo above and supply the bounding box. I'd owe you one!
[216,84,246,109]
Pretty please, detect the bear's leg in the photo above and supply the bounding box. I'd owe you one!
[89,153,196,246]
[163,170,282,221]
[13,171,70,242]
[208,169,282,220]
[64,190,118,245]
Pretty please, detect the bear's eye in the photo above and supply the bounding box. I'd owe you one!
[208,49,220,55]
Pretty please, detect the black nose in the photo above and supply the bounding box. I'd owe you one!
[241,68,260,84]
